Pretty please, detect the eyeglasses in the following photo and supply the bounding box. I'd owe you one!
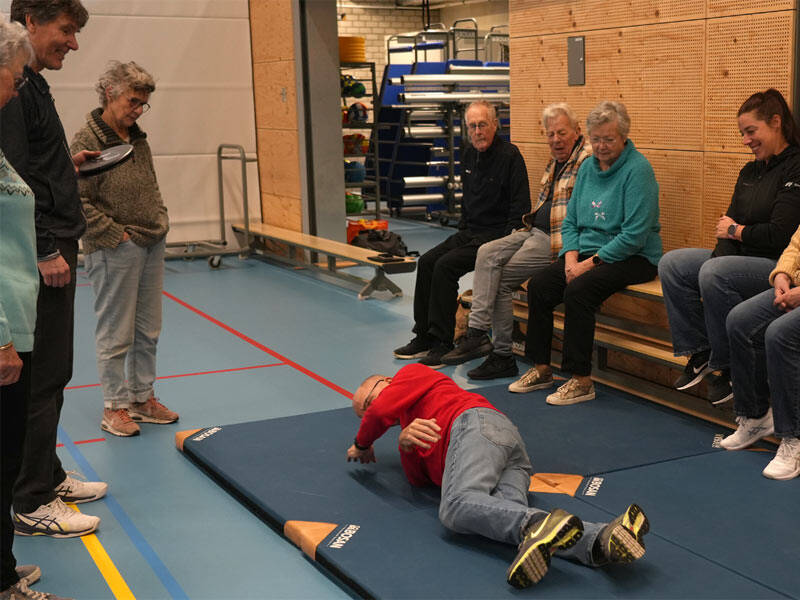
[467,121,491,131]
[589,135,619,147]
[126,96,151,113]
[362,377,390,413]
[13,76,27,91]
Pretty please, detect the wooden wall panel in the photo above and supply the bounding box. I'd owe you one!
[509,0,704,38]
[515,142,553,201]
[640,149,704,252]
[707,0,795,18]
[511,22,705,150]
[704,11,795,151]
[702,152,751,248]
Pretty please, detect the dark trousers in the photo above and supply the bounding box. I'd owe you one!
[526,255,657,376]
[1,353,30,591]
[413,230,494,344]
[13,239,77,514]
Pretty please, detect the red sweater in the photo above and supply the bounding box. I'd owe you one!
[355,364,497,487]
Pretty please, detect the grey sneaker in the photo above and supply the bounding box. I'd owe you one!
[0,580,71,600]
[506,509,583,588]
[54,472,107,504]
[13,498,100,538]
[508,367,554,393]
[596,504,649,563]
[719,408,774,450]
[546,378,595,405]
[14,565,40,587]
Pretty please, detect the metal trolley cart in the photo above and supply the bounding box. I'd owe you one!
[165,143,257,268]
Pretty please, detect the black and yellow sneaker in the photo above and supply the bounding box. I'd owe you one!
[598,504,650,563]
[506,509,584,588]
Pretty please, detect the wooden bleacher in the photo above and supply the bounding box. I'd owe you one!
[512,278,743,429]
[232,222,416,300]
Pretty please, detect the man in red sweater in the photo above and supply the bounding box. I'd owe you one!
[347,363,649,588]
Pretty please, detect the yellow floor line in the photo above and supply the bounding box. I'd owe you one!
[69,504,135,600]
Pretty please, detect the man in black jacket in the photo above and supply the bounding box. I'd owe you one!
[0,0,106,540]
[394,101,530,367]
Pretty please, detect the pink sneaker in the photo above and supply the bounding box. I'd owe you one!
[128,397,179,424]
[101,408,140,437]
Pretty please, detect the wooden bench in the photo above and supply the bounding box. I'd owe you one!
[232,222,416,300]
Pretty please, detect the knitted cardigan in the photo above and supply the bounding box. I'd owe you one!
[70,108,168,255]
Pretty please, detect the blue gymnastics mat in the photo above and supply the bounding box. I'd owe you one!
[177,383,797,599]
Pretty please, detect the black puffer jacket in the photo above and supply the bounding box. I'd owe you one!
[714,144,800,259]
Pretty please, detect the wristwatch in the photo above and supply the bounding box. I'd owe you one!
[727,224,737,238]
[592,255,602,265]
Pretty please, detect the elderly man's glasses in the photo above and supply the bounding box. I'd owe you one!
[362,377,390,413]
[127,96,151,113]
[13,76,27,91]
[467,121,491,131]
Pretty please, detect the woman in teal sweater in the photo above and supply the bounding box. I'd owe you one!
[509,101,662,405]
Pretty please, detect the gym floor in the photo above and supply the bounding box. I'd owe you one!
[16,218,479,599]
[16,217,795,599]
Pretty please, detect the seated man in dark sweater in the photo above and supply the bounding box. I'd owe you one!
[393,101,530,367]
[347,364,650,589]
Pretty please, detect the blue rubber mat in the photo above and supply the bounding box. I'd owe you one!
[178,383,794,598]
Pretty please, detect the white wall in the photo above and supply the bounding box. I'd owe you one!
[1,0,260,247]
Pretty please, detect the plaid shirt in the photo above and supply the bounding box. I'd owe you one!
[521,136,592,259]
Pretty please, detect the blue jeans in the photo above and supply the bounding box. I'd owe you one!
[439,408,604,566]
[727,289,800,437]
[658,249,775,370]
[84,239,166,409]
[468,229,552,356]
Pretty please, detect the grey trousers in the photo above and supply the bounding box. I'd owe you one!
[468,229,552,356]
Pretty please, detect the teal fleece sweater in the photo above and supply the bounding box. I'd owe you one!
[0,151,38,352]
[560,140,662,266]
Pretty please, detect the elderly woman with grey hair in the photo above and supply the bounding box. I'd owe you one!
[510,100,662,405]
[0,19,54,600]
[71,60,178,438]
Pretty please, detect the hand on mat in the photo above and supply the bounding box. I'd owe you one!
[38,254,70,287]
[71,149,101,172]
[399,418,441,452]
[347,444,376,463]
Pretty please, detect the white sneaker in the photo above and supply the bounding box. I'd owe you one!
[508,367,554,393]
[54,472,108,504]
[762,437,800,480]
[719,408,774,450]
[13,498,100,538]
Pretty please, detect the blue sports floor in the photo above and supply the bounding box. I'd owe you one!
[14,218,799,599]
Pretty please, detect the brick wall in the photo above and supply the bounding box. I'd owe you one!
[337,2,440,75]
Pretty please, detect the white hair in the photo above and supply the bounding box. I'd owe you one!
[95,60,155,107]
[542,102,579,130]
[0,20,33,69]
[586,100,631,137]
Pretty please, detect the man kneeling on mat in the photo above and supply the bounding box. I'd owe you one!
[346,363,649,588]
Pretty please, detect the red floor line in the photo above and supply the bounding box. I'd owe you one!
[65,363,286,391]
[56,438,105,448]
[162,290,353,399]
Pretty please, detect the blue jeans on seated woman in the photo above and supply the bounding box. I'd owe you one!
[658,248,775,370]
[726,289,800,437]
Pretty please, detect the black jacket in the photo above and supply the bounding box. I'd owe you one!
[459,135,530,238]
[0,66,84,258]
[714,144,800,259]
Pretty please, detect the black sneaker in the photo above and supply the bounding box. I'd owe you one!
[418,341,454,369]
[393,336,431,359]
[707,371,733,405]
[506,509,583,588]
[674,350,712,390]
[441,328,493,365]
[467,352,519,380]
